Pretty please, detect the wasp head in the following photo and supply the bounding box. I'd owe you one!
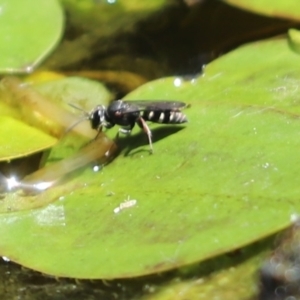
[89,105,107,130]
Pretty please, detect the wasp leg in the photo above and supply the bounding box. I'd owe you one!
[94,126,103,140]
[136,117,153,154]
[115,123,135,141]
[118,127,132,135]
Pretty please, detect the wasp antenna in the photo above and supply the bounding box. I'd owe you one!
[64,115,90,136]
[64,103,91,136]
[68,103,90,117]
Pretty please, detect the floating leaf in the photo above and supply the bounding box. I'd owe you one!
[223,0,300,21]
[0,0,64,73]
[288,28,300,54]
[0,116,57,161]
[0,38,299,279]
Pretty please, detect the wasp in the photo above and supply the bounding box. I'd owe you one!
[70,100,188,153]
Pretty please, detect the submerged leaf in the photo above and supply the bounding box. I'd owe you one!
[34,75,113,109]
[0,76,101,139]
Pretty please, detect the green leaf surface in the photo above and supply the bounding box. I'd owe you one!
[288,28,300,54]
[0,116,57,160]
[0,38,299,279]
[223,0,300,21]
[0,0,64,73]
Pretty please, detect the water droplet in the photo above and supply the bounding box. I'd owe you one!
[173,77,182,87]
[93,165,101,172]
[262,162,270,169]
[2,256,10,262]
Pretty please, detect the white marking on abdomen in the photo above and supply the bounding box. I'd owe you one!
[148,111,154,119]
[158,112,165,123]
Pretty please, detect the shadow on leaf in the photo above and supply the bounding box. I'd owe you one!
[114,126,186,156]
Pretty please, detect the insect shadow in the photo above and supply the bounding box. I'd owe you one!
[115,126,186,156]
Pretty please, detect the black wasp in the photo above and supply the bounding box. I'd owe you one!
[72,100,188,153]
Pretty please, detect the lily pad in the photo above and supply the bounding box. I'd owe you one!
[223,0,300,21]
[0,0,64,73]
[288,28,300,54]
[0,116,57,160]
[0,37,300,279]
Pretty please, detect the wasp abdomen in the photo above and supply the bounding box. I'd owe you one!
[142,110,187,124]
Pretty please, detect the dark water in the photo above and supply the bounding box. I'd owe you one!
[45,0,294,96]
[0,258,182,300]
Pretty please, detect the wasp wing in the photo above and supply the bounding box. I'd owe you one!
[120,100,187,114]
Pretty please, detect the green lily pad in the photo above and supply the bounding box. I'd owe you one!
[0,0,64,73]
[288,28,300,54]
[0,116,57,160]
[0,37,300,279]
[223,0,300,21]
